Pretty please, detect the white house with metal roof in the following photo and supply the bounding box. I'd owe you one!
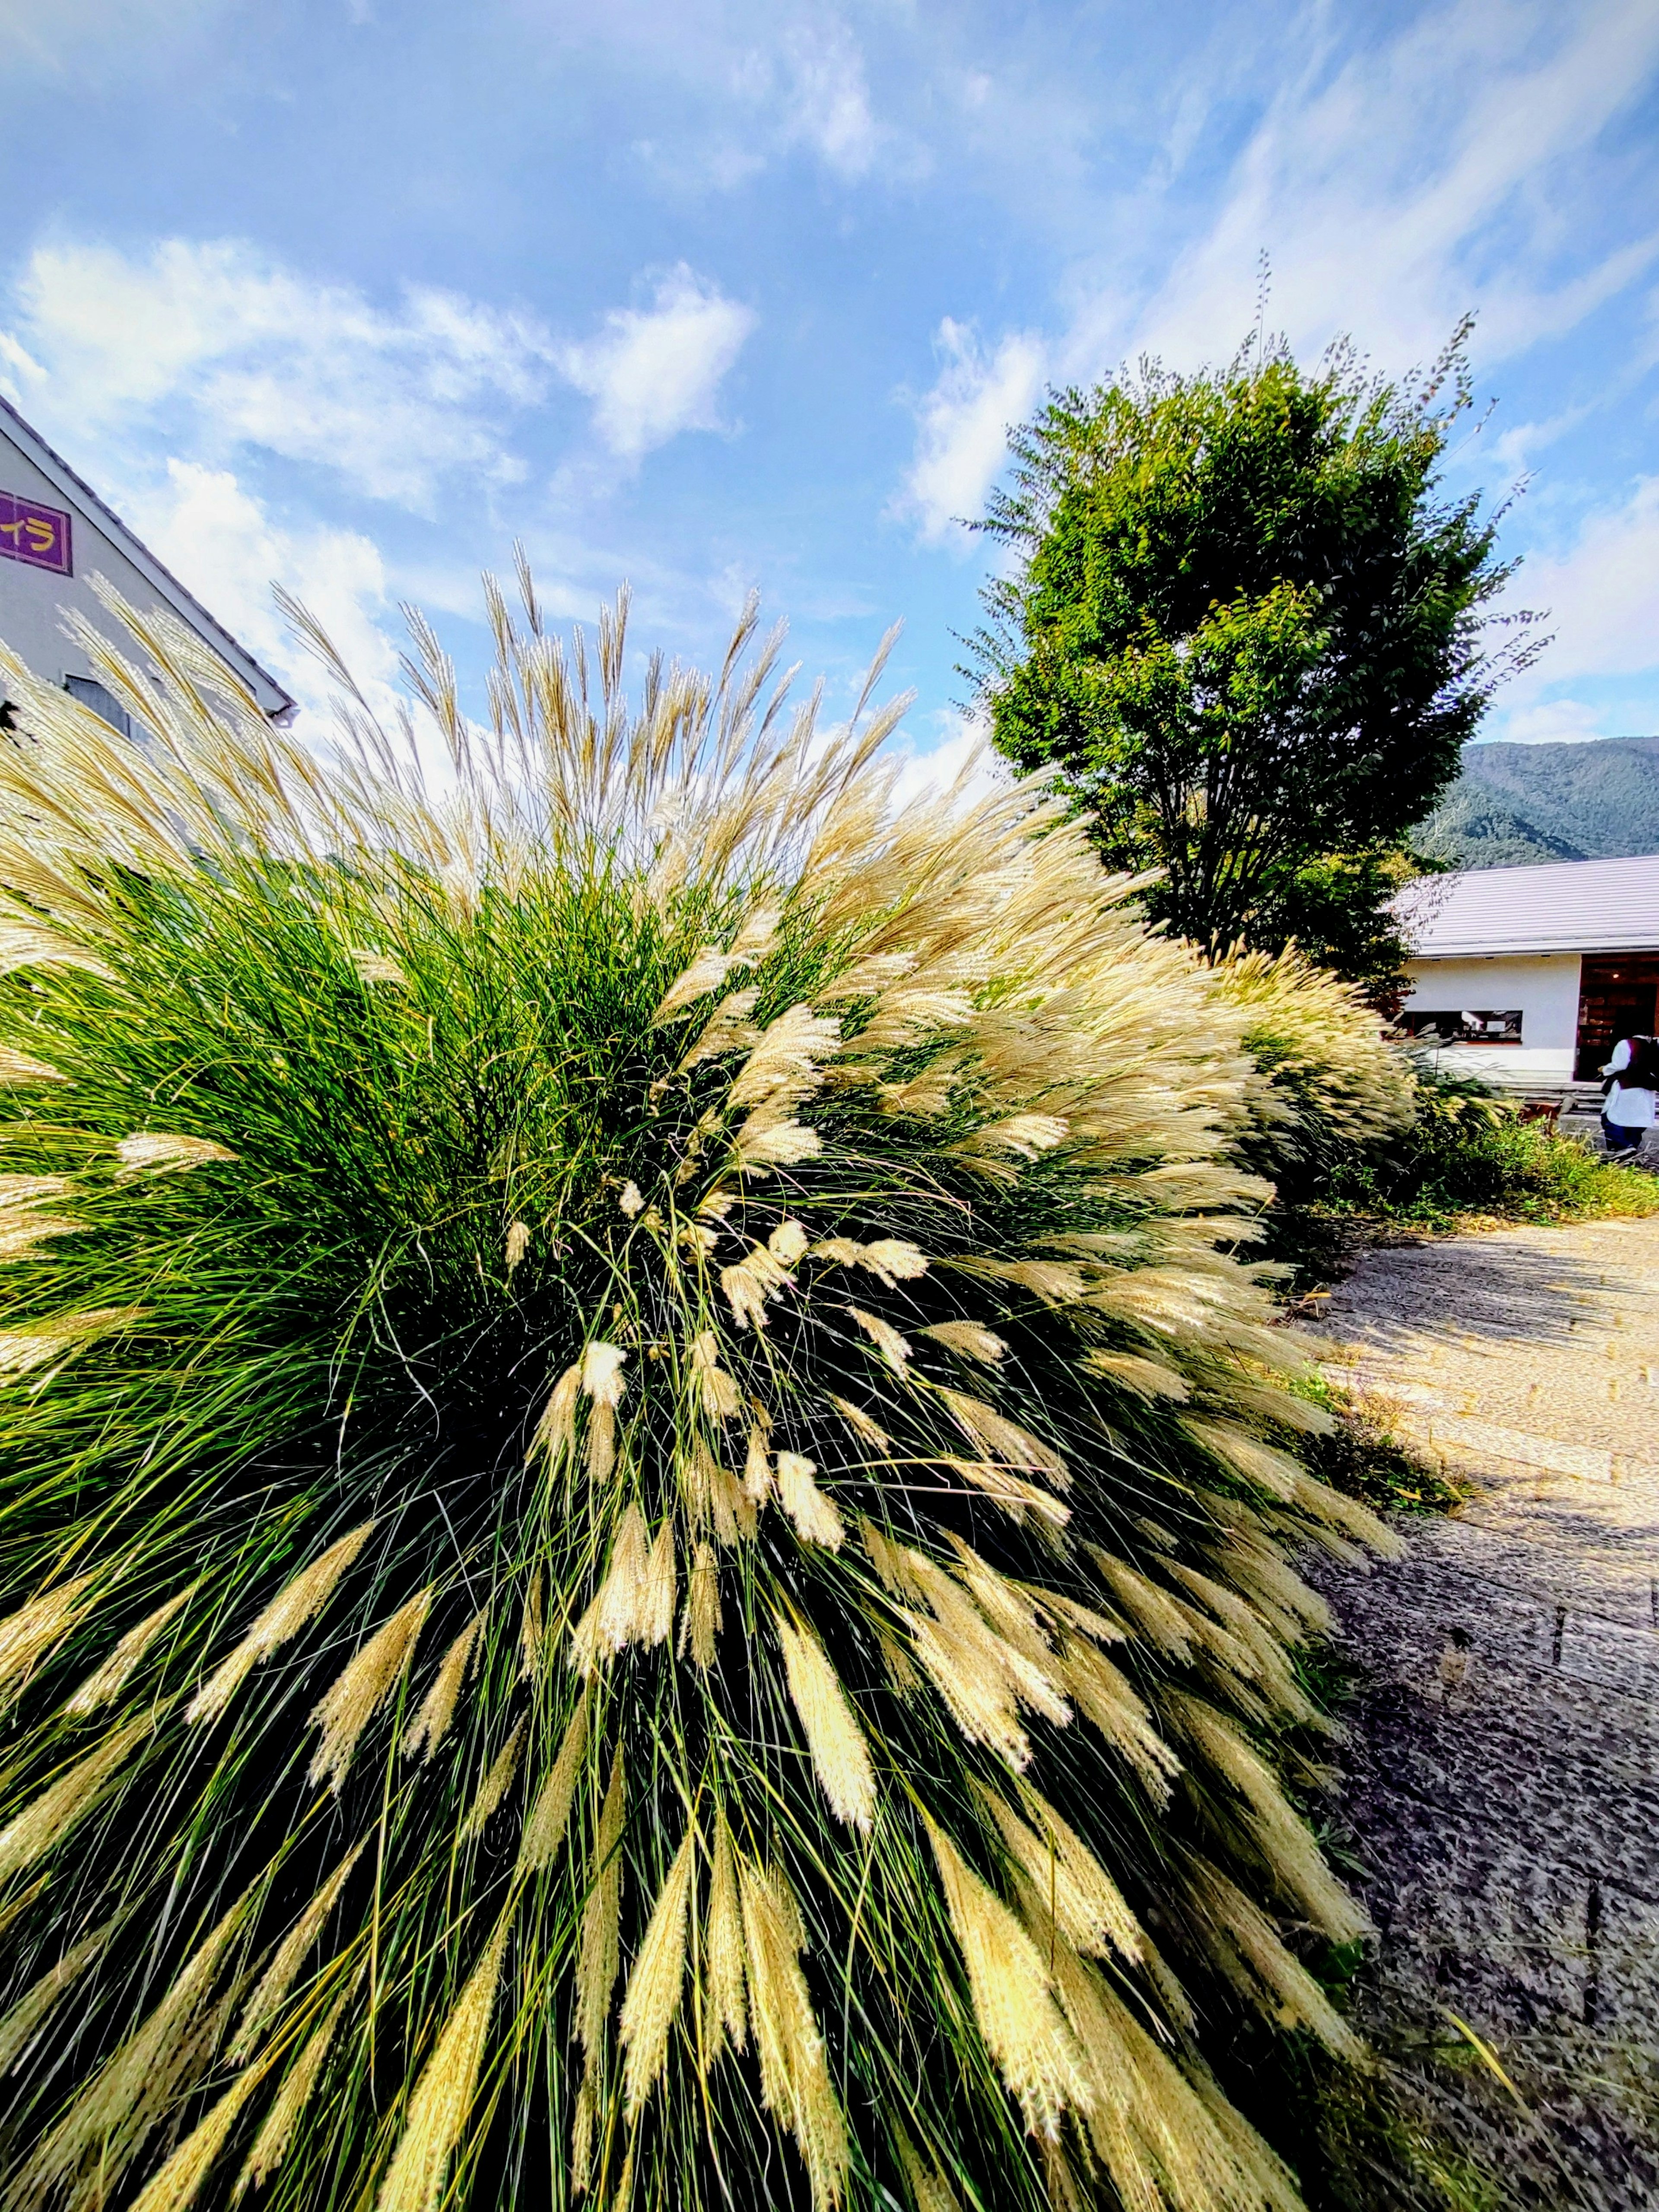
[1394,853,1659,1092]
[0,395,294,732]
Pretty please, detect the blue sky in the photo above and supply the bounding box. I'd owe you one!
[2,0,1658,779]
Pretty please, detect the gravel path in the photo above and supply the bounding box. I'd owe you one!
[1303,1218,1659,2209]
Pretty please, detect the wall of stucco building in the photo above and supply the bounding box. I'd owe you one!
[1401,952,1583,1084]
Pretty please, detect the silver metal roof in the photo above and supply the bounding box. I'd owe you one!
[1396,852,1659,959]
[0,395,296,720]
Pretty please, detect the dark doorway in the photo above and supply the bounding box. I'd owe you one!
[1575,955,1659,1080]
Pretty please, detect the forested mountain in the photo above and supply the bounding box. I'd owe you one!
[1415,736,1659,869]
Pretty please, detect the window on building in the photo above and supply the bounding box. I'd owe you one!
[1399,1009,1523,1044]
[64,675,137,742]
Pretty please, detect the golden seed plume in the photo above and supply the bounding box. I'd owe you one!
[849,1306,910,1371]
[63,1583,197,1714]
[569,1503,654,1674]
[460,1715,528,1839]
[114,1132,237,1178]
[31,1870,261,2196]
[925,1819,1090,2140]
[188,1522,375,1724]
[777,1618,876,1832]
[232,1840,367,2061]
[618,1178,645,1216]
[641,1519,677,1646]
[654,947,737,1023]
[620,1824,696,2119]
[824,1393,890,1451]
[518,1687,590,1875]
[737,1853,848,2207]
[742,1427,773,1502]
[575,1754,626,2063]
[0,1044,63,1084]
[0,1714,152,1885]
[582,1340,628,1405]
[688,1328,742,1420]
[505,1218,531,1273]
[375,1913,512,2212]
[307,1589,432,1792]
[917,1320,1006,1363]
[520,1570,547,1679]
[774,1453,844,1550]
[702,1814,747,2069]
[0,1570,99,1707]
[529,1363,582,1465]
[684,1541,721,1670]
[127,2066,263,2212]
[235,1981,356,2197]
[0,1921,110,2076]
[404,1613,483,1759]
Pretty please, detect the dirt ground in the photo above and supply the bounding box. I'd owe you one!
[1303,1218,1659,2210]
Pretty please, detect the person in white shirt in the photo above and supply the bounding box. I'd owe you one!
[1600,1034,1659,1163]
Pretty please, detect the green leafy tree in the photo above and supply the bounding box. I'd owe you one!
[968,324,1538,993]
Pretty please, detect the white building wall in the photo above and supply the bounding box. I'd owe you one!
[0,437,186,691]
[1402,953,1582,1086]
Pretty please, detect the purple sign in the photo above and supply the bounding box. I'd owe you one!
[0,490,72,576]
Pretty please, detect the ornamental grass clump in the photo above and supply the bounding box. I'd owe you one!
[0,575,1394,2212]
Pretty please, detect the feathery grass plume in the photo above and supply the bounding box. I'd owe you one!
[0,1715,152,1884]
[404,1614,483,1760]
[519,1570,547,1676]
[702,1814,747,2069]
[569,1503,653,1674]
[516,1686,590,1875]
[0,1923,109,2076]
[114,1132,238,1177]
[893,2129,963,2212]
[576,1753,626,2064]
[231,1841,367,2059]
[63,1584,197,1714]
[308,1589,432,1790]
[925,1818,1091,2141]
[774,1450,845,1549]
[737,1853,849,2208]
[377,1913,511,2212]
[188,1523,375,1723]
[460,1714,528,1838]
[127,2064,264,2212]
[620,1823,696,2118]
[778,1617,876,1831]
[683,1540,721,1669]
[0,579,1391,2211]
[0,1570,99,1707]
[29,1871,261,2198]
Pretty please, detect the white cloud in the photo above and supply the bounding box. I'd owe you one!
[1511,476,1659,685]
[896,319,1046,547]
[5,239,551,509]
[775,19,880,179]
[887,709,1009,813]
[1480,699,1609,745]
[133,459,398,733]
[1477,475,1659,740]
[561,265,756,461]
[1099,0,1659,377]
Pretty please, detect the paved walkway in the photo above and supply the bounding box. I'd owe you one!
[1303,1218,1659,2209]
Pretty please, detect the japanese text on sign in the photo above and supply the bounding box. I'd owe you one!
[0,492,73,576]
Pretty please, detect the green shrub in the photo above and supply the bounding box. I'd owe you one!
[0,583,1397,2212]
[1322,1081,1659,1233]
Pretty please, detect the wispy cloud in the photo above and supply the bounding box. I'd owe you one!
[895,320,1046,546]
[3,238,551,509]
[561,264,756,461]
